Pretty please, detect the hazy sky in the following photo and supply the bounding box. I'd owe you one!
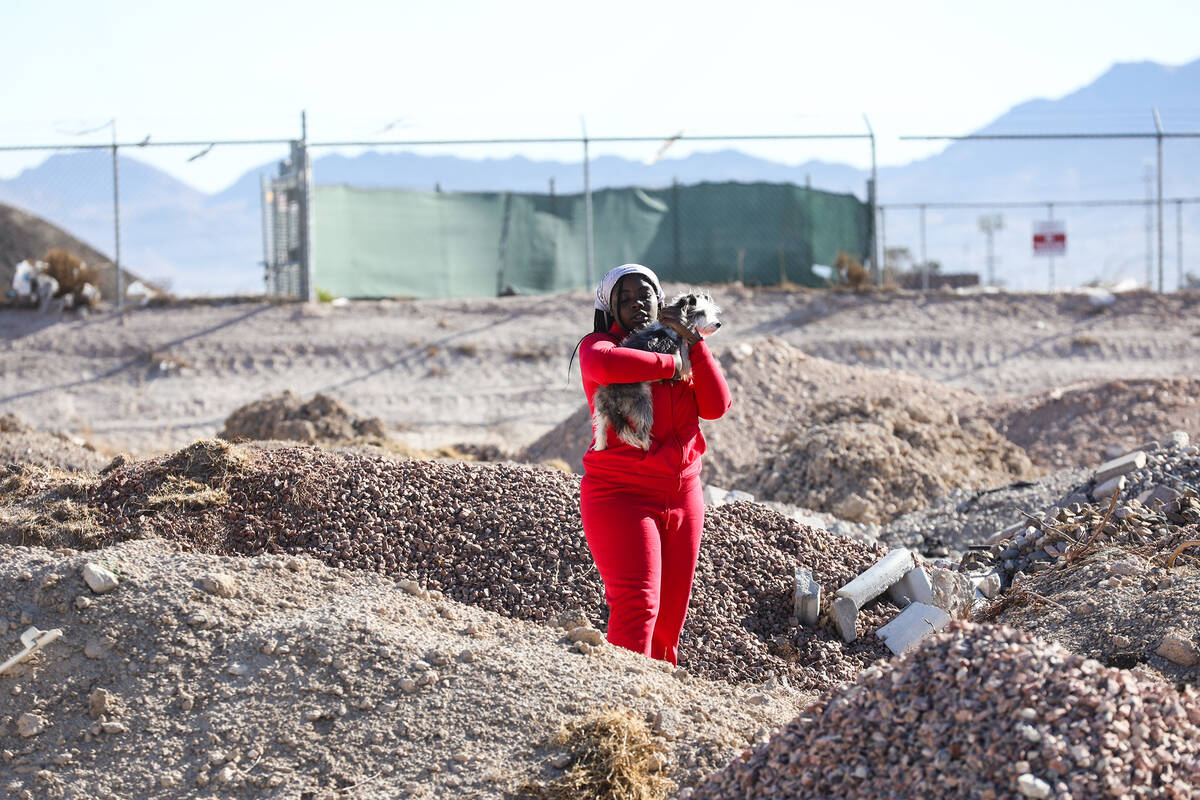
[3,0,1199,192]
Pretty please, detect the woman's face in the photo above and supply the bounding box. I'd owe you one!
[614,275,659,332]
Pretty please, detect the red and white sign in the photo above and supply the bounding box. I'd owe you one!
[1033,220,1066,256]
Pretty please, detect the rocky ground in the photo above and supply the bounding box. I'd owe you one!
[2,287,1200,798]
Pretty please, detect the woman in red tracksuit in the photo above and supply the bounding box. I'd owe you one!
[578,263,731,665]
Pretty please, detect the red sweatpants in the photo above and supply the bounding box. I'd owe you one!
[580,474,704,665]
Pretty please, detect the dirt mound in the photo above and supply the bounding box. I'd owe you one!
[0,413,108,473]
[747,395,1036,525]
[520,339,1018,509]
[975,489,1200,685]
[0,202,140,302]
[989,378,1200,470]
[5,441,892,690]
[518,404,591,474]
[692,623,1200,800]
[219,391,388,444]
[0,539,800,799]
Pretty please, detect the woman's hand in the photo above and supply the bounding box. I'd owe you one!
[658,307,701,347]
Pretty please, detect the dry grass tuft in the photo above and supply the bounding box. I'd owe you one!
[0,464,103,548]
[834,250,870,290]
[142,476,230,512]
[522,708,673,800]
[161,439,250,488]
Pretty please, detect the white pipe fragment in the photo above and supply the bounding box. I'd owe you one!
[888,566,934,606]
[832,548,916,642]
[793,567,821,627]
[875,602,951,655]
[0,627,63,676]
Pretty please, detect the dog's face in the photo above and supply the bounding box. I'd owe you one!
[671,291,722,337]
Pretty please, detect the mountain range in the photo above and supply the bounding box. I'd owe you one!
[1,57,1197,295]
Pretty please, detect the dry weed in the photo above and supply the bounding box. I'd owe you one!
[142,476,230,513]
[522,708,673,800]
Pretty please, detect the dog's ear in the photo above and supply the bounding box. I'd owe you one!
[686,294,697,307]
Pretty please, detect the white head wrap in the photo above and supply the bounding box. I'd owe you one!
[594,263,665,314]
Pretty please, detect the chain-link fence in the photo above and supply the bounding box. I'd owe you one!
[284,134,877,300]
[1,138,294,305]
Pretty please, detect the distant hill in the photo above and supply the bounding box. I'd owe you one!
[1,57,1197,294]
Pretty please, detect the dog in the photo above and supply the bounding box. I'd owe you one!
[592,290,722,451]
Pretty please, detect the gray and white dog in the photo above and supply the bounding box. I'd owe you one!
[592,290,722,451]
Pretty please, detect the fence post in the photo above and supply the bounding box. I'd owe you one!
[1154,108,1164,293]
[582,124,594,288]
[672,177,681,273]
[259,174,271,295]
[111,123,122,309]
[298,111,315,303]
[919,204,928,291]
[864,114,879,285]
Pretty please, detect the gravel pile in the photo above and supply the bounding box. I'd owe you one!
[219,391,388,444]
[10,441,893,690]
[691,623,1200,800]
[0,539,801,799]
[746,395,1035,525]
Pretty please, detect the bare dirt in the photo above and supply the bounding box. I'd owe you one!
[3,286,1200,799]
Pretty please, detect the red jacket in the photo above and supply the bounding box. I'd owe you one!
[580,322,732,490]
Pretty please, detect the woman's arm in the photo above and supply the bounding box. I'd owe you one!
[687,340,732,420]
[580,334,677,386]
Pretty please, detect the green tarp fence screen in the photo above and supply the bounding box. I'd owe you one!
[313,181,869,298]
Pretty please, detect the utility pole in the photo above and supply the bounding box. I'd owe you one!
[978,214,1003,286]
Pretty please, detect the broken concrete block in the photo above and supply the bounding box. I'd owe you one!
[1167,430,1190,450]
[970,570,1002,599]
[82,563,119,594]
[888,566,934,606]
[1156,631,1199,667]
[1136,484,1181,511]
[986,521,1026,546]
[1092,474,1127,501]
[793,567,821,627]
[832,492,871,522]
[701,485,728,506]
[875,602,952,655]
[831,596,859,642]
[832,548,916,642]
[1093,451,1146,485]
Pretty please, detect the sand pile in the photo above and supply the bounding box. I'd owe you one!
[0,539,800,799]
[692,623,1200,800]
[747,395,1035,525]
[0,413,108,473]
[3,441,891,690]
[219,391,388,444]
[990,378,1200,470]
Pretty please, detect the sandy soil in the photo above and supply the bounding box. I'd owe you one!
[2,288,1198,460]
